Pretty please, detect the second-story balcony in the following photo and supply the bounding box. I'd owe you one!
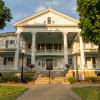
[0,44,16,50]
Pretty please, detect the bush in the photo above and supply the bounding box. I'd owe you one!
[10,76,18,82]
[23,75,32,83]
[0,76,7,82]
[68,77,75,84]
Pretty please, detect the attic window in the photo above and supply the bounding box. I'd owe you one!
[48,17,51,24]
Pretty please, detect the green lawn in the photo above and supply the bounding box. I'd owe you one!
[0,85,28,100]
[72,86,100,100]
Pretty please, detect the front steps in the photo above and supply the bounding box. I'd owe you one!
[35,71,64,77]
[34,71,71,84]
[35,77,70,84]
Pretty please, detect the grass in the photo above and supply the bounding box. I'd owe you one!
[72,86,100,100]
[0,85,28,100]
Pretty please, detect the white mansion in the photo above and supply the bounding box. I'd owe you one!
[0,9,100,76]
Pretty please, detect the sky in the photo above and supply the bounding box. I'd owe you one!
[0,0,79,33]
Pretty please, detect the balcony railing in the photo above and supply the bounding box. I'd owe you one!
[0,44,16,49]
[83,44,98,49]
[36,49,64,55]
[78,64,100,70]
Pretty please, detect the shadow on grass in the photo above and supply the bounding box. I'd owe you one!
[72,86,100,100]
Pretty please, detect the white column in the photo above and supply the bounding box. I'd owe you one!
[64,32,68,66]
[79,36,85,69]
[31,32,36,65]
[14,33,20,70]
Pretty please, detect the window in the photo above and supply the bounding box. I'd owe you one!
[86,57,91,61]
[10,40,15,44]
[37,44,41,50]
[54,59,57,67]
[27,44,31,49]
[46,44,52,49]
[42,59,45,67]
[8,57,13,61]
[3,57,7,65]
[6,40,9,44]
[86,57,96,68]
[54,44,58,50]
[68,44,71,48]
[44,21,46,24]
[41,44,45,50]
[48,17,51,24]
[59,44,62,50]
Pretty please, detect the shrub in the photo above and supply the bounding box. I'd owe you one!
[10,76,18,82]
[0,73,3,77]
[68,77,75,84]
[23,75,32,83]
[0,76,7,82]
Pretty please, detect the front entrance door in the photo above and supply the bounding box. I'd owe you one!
[46,59,53,70]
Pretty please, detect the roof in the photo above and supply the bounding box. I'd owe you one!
[13,8,79,27]
[0,32,16,37]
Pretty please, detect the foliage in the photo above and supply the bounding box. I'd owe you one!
[10,76,18,82]
[0,76,7,82]
[23,75,32,83]
[68,77,75,84]
[0,73,2,77]
[0,86,28,100]
[77,0,100,51]
[0,0,12,29]
[72,86,100,100]
[28,64,35,69]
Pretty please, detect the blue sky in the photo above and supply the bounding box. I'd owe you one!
[0,0,79,33]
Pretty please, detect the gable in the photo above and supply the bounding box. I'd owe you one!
[14,9,79,27]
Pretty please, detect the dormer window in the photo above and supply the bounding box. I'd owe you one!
[48,17,51,24]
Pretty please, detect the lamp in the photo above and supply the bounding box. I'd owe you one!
[21,49,26,82]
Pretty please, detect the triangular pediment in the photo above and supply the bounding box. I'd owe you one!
[13,8,79,27]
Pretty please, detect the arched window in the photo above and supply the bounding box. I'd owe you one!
[48,17,51,24]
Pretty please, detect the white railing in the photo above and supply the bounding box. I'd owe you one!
[0,44,16,49]
[82,64,100,70]
[83,44,98,49]
[36,49,64,55]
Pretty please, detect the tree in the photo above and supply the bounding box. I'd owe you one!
[0,0,12,30]
[77,0,100,52]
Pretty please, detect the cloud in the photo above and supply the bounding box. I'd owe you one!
[46,0,59,6]
[34,0,59,13]
[34,6,46,13]
[71,6,77,13]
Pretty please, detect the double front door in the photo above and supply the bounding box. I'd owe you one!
[46,59,53,70]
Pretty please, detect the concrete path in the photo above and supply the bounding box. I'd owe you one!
[16,84,81,100]
[1,83,100,100]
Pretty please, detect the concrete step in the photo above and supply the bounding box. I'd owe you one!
[34,77,69,84]
[35,71,64,78]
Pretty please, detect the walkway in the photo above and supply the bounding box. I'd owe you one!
[0,83,81,100]
[16,84,81,100]
[1,83,100,100]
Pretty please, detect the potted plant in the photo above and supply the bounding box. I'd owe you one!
[28,64,35,70]
[65,64,72,69]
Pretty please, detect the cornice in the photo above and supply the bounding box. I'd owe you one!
[15,24,78,29]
